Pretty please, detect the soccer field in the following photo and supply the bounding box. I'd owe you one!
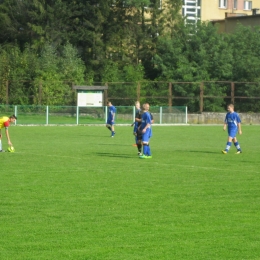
[1,125,260,260]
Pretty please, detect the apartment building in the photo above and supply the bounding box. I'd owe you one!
[182,0,260,22]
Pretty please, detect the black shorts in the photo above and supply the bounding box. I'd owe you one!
[136,129,142,140]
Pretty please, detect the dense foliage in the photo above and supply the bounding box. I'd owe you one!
[0,0,260,111]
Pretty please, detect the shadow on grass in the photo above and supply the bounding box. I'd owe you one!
[97,143,130,146]
[76,134,111,137]
[96,152,134,158]
[175,150,220,154]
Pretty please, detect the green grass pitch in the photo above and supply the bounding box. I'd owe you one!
[1,125,260,260]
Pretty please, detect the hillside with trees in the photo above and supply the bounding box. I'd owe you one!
[0,0,260,111]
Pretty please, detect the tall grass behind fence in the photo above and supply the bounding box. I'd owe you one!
[149,106,187,124]
[0,105,187,125]
[0,105,15,115]
[15,105,47,124]
[78,107,105,124]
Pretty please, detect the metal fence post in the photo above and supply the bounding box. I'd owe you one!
[200,82,204,113]
[105,106,108,124]
[185,106,188,124]
[46,106,49,125]
[76,106,79,125]
[160,106,162,124]
[168,82,172,107]
[231,82,235,104]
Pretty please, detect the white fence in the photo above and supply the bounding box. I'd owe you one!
[0,105,188,125]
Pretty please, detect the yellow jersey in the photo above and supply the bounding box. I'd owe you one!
[0,116,10,129]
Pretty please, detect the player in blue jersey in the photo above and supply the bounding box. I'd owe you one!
[222,104,242,154]
[106,101,116,137]
[139,103,152,159]
[132,101,154,156]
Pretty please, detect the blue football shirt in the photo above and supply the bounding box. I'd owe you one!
[108,106,116,121]
[140,111,152,130]
[225,112,241,131]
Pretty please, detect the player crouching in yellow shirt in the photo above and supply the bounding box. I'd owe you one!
[0,115,17,152]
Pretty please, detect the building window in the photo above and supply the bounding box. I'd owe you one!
[234,0,237,9]
[219,0,227,8]
[197,8,201,17]
[187,18,196,24]
[244,1,252,10]
[182,0,201,23]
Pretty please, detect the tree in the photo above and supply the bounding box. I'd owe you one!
[0,44,39,104]
[228,24,260,112]
[33,43,86,105]
[154,21,233,111]
[228,24,260,82]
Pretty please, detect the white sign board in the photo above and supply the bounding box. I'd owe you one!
[77,91,103,107]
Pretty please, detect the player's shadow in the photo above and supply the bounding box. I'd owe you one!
[98,143,129,146]
[175,150,219,154]
[187,150,219,154]
[76,135,116,138]
[96,152,134,158]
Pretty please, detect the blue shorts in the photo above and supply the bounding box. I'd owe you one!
[228,130,237,138]
[107,119,115,125]
[142,128,152,143]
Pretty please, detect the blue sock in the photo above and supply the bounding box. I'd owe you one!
[143,145,148,155]
[147,145,151,156]
[225,142,232,152]
[234,142,241,151]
